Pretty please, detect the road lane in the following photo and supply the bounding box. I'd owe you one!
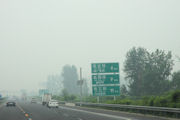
[18,102,62,120]
[0,101,176,120]
[0,103,26,120]
[56,105,172,120]
[18,101,128,120]
[58,106,130,120]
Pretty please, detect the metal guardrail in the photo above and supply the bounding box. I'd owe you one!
[75,102,180,118]
[58,101,66,104]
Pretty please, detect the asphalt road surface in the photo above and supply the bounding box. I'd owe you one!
[0,101,172,120]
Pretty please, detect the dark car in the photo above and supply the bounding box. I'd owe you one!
[6,101,16,107]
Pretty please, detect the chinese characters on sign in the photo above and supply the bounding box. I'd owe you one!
[92,86,120,96]
[91,63,119,73]
[92,74,119,85]
[91,63,120,96]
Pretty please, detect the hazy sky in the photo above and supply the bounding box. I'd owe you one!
[0,0,180,91]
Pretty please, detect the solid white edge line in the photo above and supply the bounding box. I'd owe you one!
[59,106,131,120]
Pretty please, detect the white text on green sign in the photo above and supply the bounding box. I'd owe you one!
[92,86,120,96]
[92,74,119,85]
[91,63,119,73]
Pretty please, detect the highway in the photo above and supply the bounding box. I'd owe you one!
[0,101,173,120]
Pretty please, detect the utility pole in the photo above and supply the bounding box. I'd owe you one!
[77,68,84,105]
[80,67,82,104]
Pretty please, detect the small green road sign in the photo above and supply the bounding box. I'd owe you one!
[91,63,119,73]
[39,89,49,96]
[92,86,120,96]
[92,74,119,85]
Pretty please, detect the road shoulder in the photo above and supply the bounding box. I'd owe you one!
[61,104,179,120]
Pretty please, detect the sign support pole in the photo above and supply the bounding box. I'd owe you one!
[114,96,116,101]
[114,72,117,101]
[97,96,99,103]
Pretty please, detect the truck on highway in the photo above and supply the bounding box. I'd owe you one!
[42,93,51,105]
[21,93,27,101]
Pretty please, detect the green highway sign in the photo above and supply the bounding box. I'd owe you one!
[91,62,120,96]
[92,86,120,96]
[91,63,119,73]
[39,89,49,96]
[92,74,119,85]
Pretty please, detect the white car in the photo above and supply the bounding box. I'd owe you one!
[47,100,59,108]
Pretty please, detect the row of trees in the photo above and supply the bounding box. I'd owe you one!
[46,75,63,95]
[45,65,89,97]
[44,47,179,99]
[123,47,180,96]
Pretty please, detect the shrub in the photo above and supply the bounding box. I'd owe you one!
[171,90,180,103]
[148,96,155,106]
